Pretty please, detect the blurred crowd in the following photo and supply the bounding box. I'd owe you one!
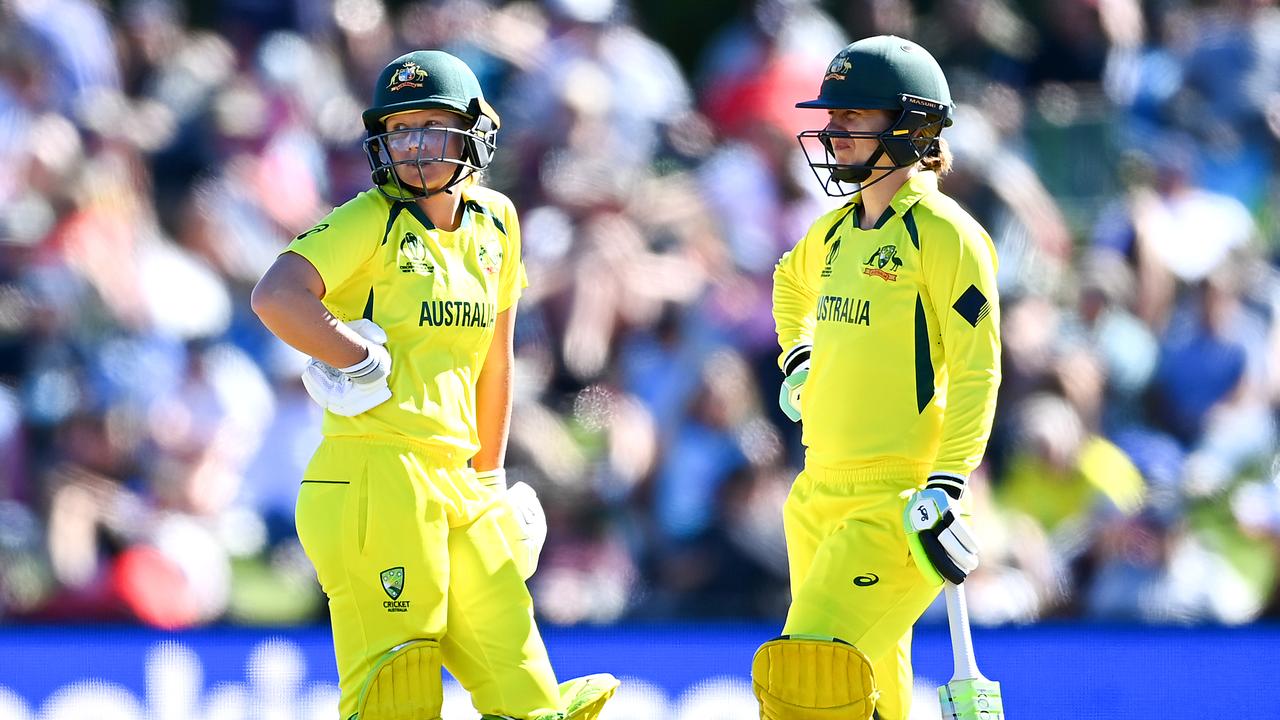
[0,0,1278,630]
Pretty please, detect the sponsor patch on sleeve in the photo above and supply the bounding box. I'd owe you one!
[952,284,991,327]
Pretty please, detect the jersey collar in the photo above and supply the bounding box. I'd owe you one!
[846,171,939,229]
[398,198,475,234]
[888,170,938,218]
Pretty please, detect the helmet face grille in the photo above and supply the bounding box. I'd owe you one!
[797,94,949,197]
[363,121,497,201]
[795,37,955,197]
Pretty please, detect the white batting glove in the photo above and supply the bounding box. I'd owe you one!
[778,343,811,423]
[300,319,393,417]
[478,469,548,580]
[904,478,979,586]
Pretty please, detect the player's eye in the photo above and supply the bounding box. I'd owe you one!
[385,128,425,152]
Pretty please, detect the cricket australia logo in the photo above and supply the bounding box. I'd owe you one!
[477,242,502,275]
[387,61,429,92]
[381,567,409,612]
[863,244,902,282]
[822,238,841,278]
[399,232,435,274]
[825,55,853,81]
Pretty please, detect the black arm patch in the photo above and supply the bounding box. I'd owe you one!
[952,285,991,327]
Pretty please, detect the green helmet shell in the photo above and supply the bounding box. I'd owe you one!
[797,35,953,113]
[362,50,500,133]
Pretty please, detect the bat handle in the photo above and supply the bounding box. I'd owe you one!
[944,582,984,682]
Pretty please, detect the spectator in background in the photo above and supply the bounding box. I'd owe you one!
[997,393,1145,545]
[0,0,1277,631]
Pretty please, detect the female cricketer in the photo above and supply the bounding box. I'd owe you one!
[251,50,616,720]
[754,36,1001,720]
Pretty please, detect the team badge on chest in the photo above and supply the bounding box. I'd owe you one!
[863,244,902,282]
[477,242,502,275]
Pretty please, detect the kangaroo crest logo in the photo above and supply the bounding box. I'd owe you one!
[825,55,853,81]
[380,567,405,600]
[863,244,902,282]
[477,242,503,275]
[388,61,430,92]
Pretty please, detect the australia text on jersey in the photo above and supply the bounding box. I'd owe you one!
[816,295,871,326]
[420,300,497,328]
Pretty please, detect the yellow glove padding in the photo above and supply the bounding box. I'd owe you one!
[559,673,621,720]
[355,639,443,720]
[752,636,878,720]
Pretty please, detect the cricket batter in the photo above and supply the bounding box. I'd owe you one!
[251,50,617,720]
[754,36,1001,720]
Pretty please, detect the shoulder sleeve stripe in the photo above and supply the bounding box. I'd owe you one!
[405,202,435,231]
[822,204,858,246]
[381,203,407,246]
[903,207,920,250]
[466,199,508,236]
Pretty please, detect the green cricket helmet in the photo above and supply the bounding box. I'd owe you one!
[796,36,954,196]
[361,50,502,200]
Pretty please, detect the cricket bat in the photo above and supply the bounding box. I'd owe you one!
[938,583,1005,719]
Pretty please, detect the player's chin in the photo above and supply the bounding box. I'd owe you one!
[422,166,462,192]
[832,150,863,167]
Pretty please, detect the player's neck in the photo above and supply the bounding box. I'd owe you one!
[858,165,915,230]
[417,190,464,232]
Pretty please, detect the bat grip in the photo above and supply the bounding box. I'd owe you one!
[944,582,983,682]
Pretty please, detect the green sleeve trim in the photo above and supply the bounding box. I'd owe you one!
[381,202,408,245]
[404,202,436,232]
[465,199,508,236]
[914,294,935,414]
[822,204,858,245]
[903,207,920,250]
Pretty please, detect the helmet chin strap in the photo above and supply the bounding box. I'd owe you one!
[830,144,907,194]
[832,145,886,183]
[424,164,468,198]
[385,162,470,200]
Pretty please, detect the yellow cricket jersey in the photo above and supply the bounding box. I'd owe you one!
[773,171,1001,488]
[285,184,528,457]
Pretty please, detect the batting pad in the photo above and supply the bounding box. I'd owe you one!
[752,637,878,720]
[356,639,443,720]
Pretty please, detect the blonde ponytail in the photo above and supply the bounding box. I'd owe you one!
[921,137,952,175]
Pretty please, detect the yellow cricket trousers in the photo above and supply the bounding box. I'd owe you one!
[781,464,943,720]
[295,436,561,720]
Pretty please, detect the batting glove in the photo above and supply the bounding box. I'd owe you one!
[477,469,548,580]
[778,343,811,423]
[300,319,393,417]
[904,476,979,585]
